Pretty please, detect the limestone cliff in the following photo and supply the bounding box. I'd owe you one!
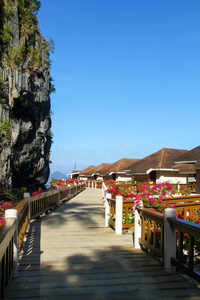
[0,0,53,189]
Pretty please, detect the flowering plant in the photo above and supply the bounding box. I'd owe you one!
[0,187,26,225]
[49,178,84,189]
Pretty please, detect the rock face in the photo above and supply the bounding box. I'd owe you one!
[0,0,52,190]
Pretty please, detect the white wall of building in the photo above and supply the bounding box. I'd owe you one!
[79,177,88,181]
[156,171,187,184]
[96,176,104,181]
[116,176,132,182]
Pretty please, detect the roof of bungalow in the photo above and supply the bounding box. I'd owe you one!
[104,158,140,175]
[174,145,200,164]
[92,163,112,175]
[127,148,188,174]
[172,163,196,174]
[196,159,200,169]
[79,165,97,176]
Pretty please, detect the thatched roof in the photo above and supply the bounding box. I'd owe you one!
[127,148,188,174]
[104,158,139,175]
[174,145,200,163]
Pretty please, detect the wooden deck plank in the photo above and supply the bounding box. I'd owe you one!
[6,188,200,299]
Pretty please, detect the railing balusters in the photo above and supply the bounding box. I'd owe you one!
[189,236,194,270]
[0,182,86,299]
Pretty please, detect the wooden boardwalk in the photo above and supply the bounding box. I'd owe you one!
[6,188,200,299]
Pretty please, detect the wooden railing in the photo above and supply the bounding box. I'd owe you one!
[165,194,200,204]
[107,198,200,230]
[137,207,164,258]
[108,198,135,229]
[169,217,200,282]
[30,184,84,219]
[164,195,200,220]
[118,183,137,193]
[174,202,200,219]
[89,180,197,194]
[103,183,200,281]
[16,199,29,251]
[0,182,86,299]
[105,191,200,228]
[86,180,103,189]
[0,217,16,299]
[179,183,196,193]
[135,207,200,282]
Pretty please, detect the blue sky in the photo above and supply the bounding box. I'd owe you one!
[37,0,200,175]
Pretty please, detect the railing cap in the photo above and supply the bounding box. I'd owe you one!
[5,209,18,219]
[24,193,30,197]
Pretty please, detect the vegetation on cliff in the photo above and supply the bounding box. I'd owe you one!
[0,0,55,190]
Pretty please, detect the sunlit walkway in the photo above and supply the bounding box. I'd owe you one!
[7,188,200,299]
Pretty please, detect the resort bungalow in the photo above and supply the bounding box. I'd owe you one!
[90,163,112,180]
[78,165,97,180]
[127,148,188,184]
[103,158,139,182]
[68,170,81,179]
[172,145,200,193]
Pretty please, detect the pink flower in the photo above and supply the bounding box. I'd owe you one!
[135,200,141,205]
[149,198,155,203]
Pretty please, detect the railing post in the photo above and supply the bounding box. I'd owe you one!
[24,192,30,227]
[58,190,60,207]
[164,208,176,271]
[134,201,143,249]
[105,193,111,227]
[92,181,94,188]
[102,182,107,198]
[5,209,18,278]
[102,182,105,197]
[115,195,123,235]
[68,185,71,199]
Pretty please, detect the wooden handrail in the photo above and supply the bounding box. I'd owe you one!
[0,218,16,298]
[168,217,200,238]
[136,207,200,282]
[107,198,136,229]
[164,195,200,204]
[138,207,164,225]
[137,208,164,258]
[0,182,86,299]
[167,217,200,282]
[174,202,200,219]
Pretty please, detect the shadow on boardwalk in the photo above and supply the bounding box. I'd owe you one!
[6,188,200,300]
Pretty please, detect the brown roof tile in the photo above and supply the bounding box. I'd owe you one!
[92,163,112,175]
[172,163,196,173]
[174,145,200,163]
[104,158,139,175]
[79,165,96,175]
[127,148,188,174]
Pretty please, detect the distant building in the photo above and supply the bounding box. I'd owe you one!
[102,158,139,181]
[69,146,200,191]
[68,170,81,179]
[173,145,200,193]
[125,148,188,184]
